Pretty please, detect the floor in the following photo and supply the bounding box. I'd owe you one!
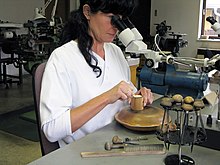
[0,74,42,165]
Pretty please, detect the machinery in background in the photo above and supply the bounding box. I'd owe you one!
[111,16,220,99]
[0,21,24,56]
[0,0,63,84]
[153,20,188,57]
[112,16,220,164]
[0,17,62,84]
[140,63,209,99]
[206,16,220,37]
[34,0,59,27]
[20,15,63,74]
[141,21,209,98]
[20,0,63,74]
[205,15,220,121]
[0,21,24,87]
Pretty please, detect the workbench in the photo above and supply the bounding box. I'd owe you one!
[27,121,220,165]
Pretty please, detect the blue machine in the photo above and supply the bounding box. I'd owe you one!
[139,21,209,99]
[140,64,209,99]
[110,17,217,99]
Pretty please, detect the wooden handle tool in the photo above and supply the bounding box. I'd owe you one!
[81,144,165,158]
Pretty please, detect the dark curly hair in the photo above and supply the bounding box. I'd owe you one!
[60,0,137,77]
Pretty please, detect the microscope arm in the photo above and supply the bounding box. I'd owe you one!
[112,15,220,70]
[174,55,220,69]
[34,0,58,26]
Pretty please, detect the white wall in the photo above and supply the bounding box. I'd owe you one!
[0,0,44,76]
[70,0,79,11]
[151,0,220,58]
[0,0,44,23]
[0,0,81,76]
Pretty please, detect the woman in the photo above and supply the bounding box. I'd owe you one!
[40,0,153,147]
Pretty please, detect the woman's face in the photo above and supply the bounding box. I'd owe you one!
[83,5,119,43]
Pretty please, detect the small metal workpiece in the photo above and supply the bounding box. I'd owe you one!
[112,135,123,144]
[104,142,125,151]
[125,135,148,142]
[112,135,143,145]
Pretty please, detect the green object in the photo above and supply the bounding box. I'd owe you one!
[0,106,39,142]
[20,111,37,124]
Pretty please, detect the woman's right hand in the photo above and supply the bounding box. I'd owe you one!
[105,81,135,104]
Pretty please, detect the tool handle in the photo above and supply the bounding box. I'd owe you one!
[125,136,148,141]
[104,142,124,150]
[81,149,165,158]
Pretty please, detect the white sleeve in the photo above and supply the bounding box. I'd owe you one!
[42,110,71,142]
[40,50,72,142]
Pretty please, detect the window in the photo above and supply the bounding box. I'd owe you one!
[200,0,220,39]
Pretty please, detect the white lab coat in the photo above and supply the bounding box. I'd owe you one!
[40,40,134,147]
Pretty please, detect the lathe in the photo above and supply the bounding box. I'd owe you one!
[0,0,63,82]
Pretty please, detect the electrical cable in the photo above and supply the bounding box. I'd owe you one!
[154,34,166,57]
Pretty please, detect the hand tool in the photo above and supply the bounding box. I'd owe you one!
[81,144,165,158]
[112,135,140,145]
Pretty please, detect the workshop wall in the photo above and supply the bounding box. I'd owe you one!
[70,0,79,11]
[151,0,220,58]
[0,0,80,76]
[0,0,44,23]
[0,0,44,76]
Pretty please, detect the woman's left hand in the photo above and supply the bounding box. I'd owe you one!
[135,87,154,106]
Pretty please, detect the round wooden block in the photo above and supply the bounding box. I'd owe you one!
[193,99,205,109]
[160,99,172,107]
[131,95,144,111]
[181,103,194,111]
[162,97,174,103]
[172,94,183,103]
[115,106,170,131]
[184,96,194,104]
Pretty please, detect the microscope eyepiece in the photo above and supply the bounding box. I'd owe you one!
[122,17,135,29]
[111,15,127,32]
[206,16,217,25]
